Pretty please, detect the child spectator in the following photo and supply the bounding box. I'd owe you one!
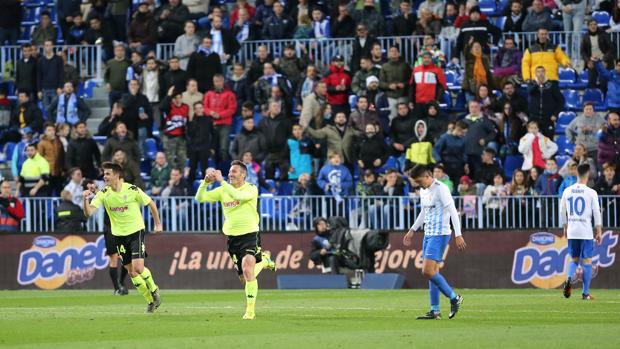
[288,124,313,180]
[433,164,454,193]
[558,160,578,196]
[518,121,558,171]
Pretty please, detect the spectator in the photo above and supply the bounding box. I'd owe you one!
[0,180,24,231]
[415,7,441,36]
[181,79,203,119]
[10,91,43,134]
[54,190,86,232]
[482,173,509,225]
[558,160,578,196]
[390,103,416,156]
[121,79,153,154]
[31,11,57,45]
[288,124,314,180]
[258,101,292,180]
[350,24,379,73]
[187,101,215,182]
[255,62,292,110]
[37,123,65,195]
[150,152,171,196]
[102,122,141,163]
[379,45,410,121]
[83,16,113,61]
[349,96,381,135]
[518,120,558,171]
[419,0,445,19]
[15,44,38,97]
[355,169,383,228]
[497,101,527,156]
[105,44,130,108]
[522,28,571,83]
[356,122,389,171]
[128,2,158,57]
[415,34,446,68]
[161,167,188,197]
[527,166,543,193]
[184,0,208,20]
[462,100,498,173]
[241,151,275,193]
[332,3,356,38]
[66,121,101,179]
[463,41,494,96]
[141,57,162,119]
[203,74,236,162]
[262,1,294,39]
[10,128,35,180]
[521,0,556,32]
[351,0,384,37]
[59,50,80,90]
[458,175,477,196]
[352,57,381,97]
[126,51,144,84]
[227,63,251,114]
[455,6,501,56]
[299,81,327,129]
[392,0,416,36]
[433,121,469,182]
[111,149,145,189]
[357,169,383,196]
[187,37,223,93]
[597,111,620,168]
[527,66,565,137]
[492,37,522,88]
[594,162,620,195]
[155,0,190,43]
[473,148,503,187]
[434,164,454,193]
[311,7,331,40]
[535,157,562,196]
[230,106,266,162]
[476,84,499,118]
[304,111,355,165]
[174,21,200,70]
[107,0,130,42]
[17,144,50,197]
[248,45,274,84]
[97,101,124,137]
[318,151,353,197]
[231,0,256,25]
[0,0,21,45]
[379,169,407,228]
[48,82,90,126]
[409,52,446,118]
[309,217,341,274]
[233,7,256,42]
[425,101,449,143]
[160,90,189,169]
[278,44,308,94]
[405,119,435,169]
[496,81,528,114]
[594,58,620,112]
[581,20,614,91]
[254,0,275,31]
[209,15,240,64]
[566,103,606,159]
[503,0,526,33]
[161,56,188,99]
[63,167,83,205]
[298,64,320,107]
[554,0,586,34]
[37,40,64,114]
[0,89,12,142]
[559,143,597,184]
[322,55,352,116]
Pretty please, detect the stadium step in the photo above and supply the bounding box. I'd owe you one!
[84,84,110,134]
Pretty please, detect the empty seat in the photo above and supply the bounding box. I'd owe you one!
[555,112,576,135]
[504,155,524,179]
[583,88,606,111]
[592,11,611,27]
[558,68,576,88]
[144,138,158,160]
[556,135,575,155]
[562,89,582,111]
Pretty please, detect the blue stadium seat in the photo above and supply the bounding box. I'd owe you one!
[231,115,243,135]
[192,180,202,193]
[140,159,151,174]
[441,91,452,110]
[556,135,575,155]
[349,95,358,108]
[592,11,611,27]
[144,138,158,160]
[3,142,16,163]
[21,7,40,25]
[562,89,582,111]
[0,81,15,97]
[378,156,398,174]
[555,154,571,168]
[479,0,498,15]
[277,180,295,196]
[504,155,524,180]
[583,88,606,111]
[495,16,506,30]
[262,179,275,194]
[259,194,275,219]
[558,68,576,88]
[555,112,575,135]
[452,90,467,112]
[23,0,44,8]
[445,70,460,90]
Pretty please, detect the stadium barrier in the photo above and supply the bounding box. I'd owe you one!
[2,230,618,290]
[17,195,620,233]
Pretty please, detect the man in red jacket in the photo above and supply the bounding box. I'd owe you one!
[409,52,447,119]
[204,74,237,161]
[0,180,24,232]
[161,89,189,169]
[322,55,352,116]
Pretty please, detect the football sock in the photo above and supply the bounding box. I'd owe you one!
[430,273,457,300]
[131,275,154,303]
[119,265,128,287]
[245,279,258,314]
[567,260,579,281]
[109,267,120,291]
[429,281,440,313]
[254,260,266,278]
[139,267,158,292]
[582,263,592,295]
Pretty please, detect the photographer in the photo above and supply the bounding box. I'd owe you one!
[309,217,340,274]
[0,180,24,232]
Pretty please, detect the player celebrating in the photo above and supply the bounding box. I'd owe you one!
[194,161,276,320]
[404,165,466,320]
[559,163,602,300]
[82,162,163,313]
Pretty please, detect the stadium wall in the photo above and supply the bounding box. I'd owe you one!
[2,230,619,290]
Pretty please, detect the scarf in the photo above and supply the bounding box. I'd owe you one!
[197,46,211,56]
[235,22,250,42]
[472,51,487,85]
[57,93,79,125]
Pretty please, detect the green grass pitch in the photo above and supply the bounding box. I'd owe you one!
[1,289,619,348]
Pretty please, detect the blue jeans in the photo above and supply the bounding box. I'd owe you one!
[41,89,57,119]
[562,3,585,58]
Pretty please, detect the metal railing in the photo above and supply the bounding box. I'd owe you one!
[1,44,103,82]
[17,195,620,233]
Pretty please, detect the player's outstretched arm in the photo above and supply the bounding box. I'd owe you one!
[148,200,163,233]
[195,169,220,203]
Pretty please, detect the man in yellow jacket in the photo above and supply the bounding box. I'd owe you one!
[17,144,50,197]
[522,28,572,82]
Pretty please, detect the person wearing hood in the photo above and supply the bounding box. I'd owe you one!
[350,0,385,37]
[37,123,66,195]
[462,100,498,173]
[409,51,446,118]
[379,45,411,121]
[155,0,190,43]
[356,122,389,171]
[309,217,341,274]
[351,56,381,97]
[425,102,449,143]
[102,121,141,163]
[597,111,620,168]
[521,0,557,32]
[230,105,266,162]
[254,62,292,110]
[129,2,158,57]
[390,103,416,157]
[258,101,293,180]
[322,55,352,116]
[187,36,223,93]
[492,37,522,88]
[403,119,435,170]
[581,20,615,92]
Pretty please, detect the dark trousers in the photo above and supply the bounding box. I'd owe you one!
[0,27,19,45]
[214,125,231,162]
[188,149,210,182]
[108,90,124,110]
[109,15,127,42]
[264,152,289,180]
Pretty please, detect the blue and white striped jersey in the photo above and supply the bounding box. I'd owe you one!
[411,180,462,237]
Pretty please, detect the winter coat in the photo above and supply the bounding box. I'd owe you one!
[287,137,313,180]
[527,80,565,134]
[493,48,523,77]
[54,200,86,232]
[258,114,293,155]
[10,101,43,132]
[595,61,620,109]
[120,92,153,138]
[322,65,352,106]
[462,115,498,156]
[535,170,562,195]
[351,5,384,37]
[305,124,355,163]
[37,136,65,177]
[317,163,353,196]
[102,135,141,163]
[357,133,389,168]
[65,136,101,179]
[186,50,222,93]
[186,114,215,153]
[390,113,416,147]
[580,29,614,67]
[348,109,380,134]
[406,120,434,165]
[261,14,294,39]
[351,67,381,97]
[433,133,467,166]
[522,40,571,81]
[128,11,158,46]
[597,123,620,166]
[299,92,327,129]
[463,50,494,93]
[566,115,606,153]
[15,58,37,94]
[230,127,267,162]
[409,63,446,104]
[518,132,558,171]
[255,74,292,107]
[379,59,411,99]
[203,88,236,126]
[456,19,501,56]
[521,8,556,33]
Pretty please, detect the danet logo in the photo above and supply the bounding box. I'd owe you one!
[17,235,109,289]
[511,231,618,289]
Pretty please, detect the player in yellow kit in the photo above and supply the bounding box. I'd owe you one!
[83,162,163,313]
[195,160,276,320]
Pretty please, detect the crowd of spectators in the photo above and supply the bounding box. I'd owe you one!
[1,0,620,232]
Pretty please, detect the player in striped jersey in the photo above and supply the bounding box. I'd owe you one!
[404,165,467,320]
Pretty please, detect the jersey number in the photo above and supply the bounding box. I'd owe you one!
[567,196,585,216]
